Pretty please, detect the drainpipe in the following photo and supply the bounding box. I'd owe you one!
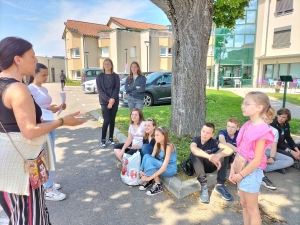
[264,0,271,56]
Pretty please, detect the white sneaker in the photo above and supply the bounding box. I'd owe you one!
[53,183,61,190]
[45,188,66,201]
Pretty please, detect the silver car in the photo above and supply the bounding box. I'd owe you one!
[82,79,97,93]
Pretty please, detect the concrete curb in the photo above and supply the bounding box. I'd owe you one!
[89,109,300,199]
[89,109,204,199]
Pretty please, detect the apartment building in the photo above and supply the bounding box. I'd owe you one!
[62,17,170,80]
[254,0,300,86]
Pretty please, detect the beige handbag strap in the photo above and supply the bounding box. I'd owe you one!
[0,121,26,161]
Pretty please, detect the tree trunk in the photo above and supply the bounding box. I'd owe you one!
[151,0,213,137]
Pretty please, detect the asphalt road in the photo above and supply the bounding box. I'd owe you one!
[1,84,299,225]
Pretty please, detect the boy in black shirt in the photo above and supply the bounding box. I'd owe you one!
[190,123,234,203]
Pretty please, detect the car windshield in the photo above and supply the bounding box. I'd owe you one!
[146,72,164,84]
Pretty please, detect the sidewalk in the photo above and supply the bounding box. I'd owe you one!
[219,87,300,120]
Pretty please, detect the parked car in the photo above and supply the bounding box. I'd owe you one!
[119,72,152,86]
[119,71,172,106]
[81,67,103,83]
[82,72,129,94]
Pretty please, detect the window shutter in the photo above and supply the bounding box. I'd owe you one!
[273,29,291,48]
[276,0,284,13]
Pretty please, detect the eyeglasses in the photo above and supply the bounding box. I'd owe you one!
[146,118,153,121]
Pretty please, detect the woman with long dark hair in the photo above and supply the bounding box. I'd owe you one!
[0,36,86,224]
[96,58,120,147]
[125,62,146,111]
[28,63,67,201]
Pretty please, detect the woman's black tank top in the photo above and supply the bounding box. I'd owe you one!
[0,78,42,133]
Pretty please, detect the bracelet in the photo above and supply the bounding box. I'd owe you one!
[239,172,244,178]
[58,118,64,126]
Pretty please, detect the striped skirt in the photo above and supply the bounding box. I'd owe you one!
[0,185,51,225]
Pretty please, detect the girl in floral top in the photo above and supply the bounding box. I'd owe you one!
[229,91,274,225]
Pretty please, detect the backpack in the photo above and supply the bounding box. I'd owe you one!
[180,153,194,176]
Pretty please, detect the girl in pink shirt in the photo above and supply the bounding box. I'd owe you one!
[229,91,274,225]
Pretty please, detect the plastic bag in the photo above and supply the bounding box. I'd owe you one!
[120,151,141,186]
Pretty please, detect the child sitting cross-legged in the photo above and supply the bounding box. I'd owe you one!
[139,127,177,196]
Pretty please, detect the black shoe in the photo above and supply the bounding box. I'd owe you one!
[262,176,277,190]
[293,161,300,170]
[139,180,153,191]
[275,168,286,174]
[107,138,115,145]
[146,183,163,196]
[101,140,106,148]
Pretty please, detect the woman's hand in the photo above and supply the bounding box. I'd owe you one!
[109,98,115,105]
[47,104,60,113]
[230,173,243,185]
[107,103,113,109]
[62,111,87,126]
[267,158,275,164]
[62,103,67,110]
[141,175,151,182]
[228,167,236,184]
[140,171,146,177]
[291,150,300,161]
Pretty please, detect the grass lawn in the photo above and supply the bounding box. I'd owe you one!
[66,78,81,86]
[114,89,300,164]
[267,92,300,106]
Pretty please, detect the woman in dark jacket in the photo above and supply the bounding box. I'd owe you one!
[125,62,146,112]
[96,58,120,147]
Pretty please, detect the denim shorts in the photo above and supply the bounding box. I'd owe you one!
[239,168,263,193]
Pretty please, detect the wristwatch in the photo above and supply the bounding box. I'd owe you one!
[269,157,275,160]
[287,148,292,153]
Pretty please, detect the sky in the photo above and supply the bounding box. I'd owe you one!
[0,0,170,57]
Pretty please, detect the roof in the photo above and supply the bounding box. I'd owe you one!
[107,17,167,30]
[64,20,111,37]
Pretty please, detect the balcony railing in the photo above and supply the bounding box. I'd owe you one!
[149,30,173,38]
[99,32,110,39]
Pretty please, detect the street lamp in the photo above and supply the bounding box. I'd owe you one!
[144,41,150,72]
[217,40,224,90]
[84,52,89,68]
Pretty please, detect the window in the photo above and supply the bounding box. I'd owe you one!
[130,47,136,58]
[71,48,80,58]
[289,63,300,78]
[265,65,273,78]
[100,47,109,57]
[279,64,289,76]
[73,70,81,80]
[272,26,291,48]
[276,0,293,16]
[160,47,172,57]
[246,11,256,23]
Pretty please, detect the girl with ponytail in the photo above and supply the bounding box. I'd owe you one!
[229,91,274,225]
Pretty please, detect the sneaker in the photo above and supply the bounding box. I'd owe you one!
[53,183,61,190]
[117,162,122,170]
[199,186,210,203]
[292,161,300,170]
[139,180,153,191]
[45,188,66,201]
[275,168,286,174]
[107,138,115,145]
[101,140,106,148]
[146,183,163,196]
[214,184,233,201]
[262,176,277,190]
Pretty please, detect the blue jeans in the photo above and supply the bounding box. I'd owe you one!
[127,95,144,112]
[43,129,56,189]
[140,154,177,177]
[239,168,263,193]
[140,144,154,159]
[264,148,294,172]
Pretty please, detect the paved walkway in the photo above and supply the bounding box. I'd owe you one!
[213,87,300,120]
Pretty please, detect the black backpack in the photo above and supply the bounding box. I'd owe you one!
[180,153,194,176]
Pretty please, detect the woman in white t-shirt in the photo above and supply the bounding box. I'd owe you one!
[114,108,145,164]
[28,63,66,201]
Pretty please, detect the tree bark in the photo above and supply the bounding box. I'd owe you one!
[151,0,213,137]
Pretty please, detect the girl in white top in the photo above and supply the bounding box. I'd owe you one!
[28,63,67,201]
[114,108,145,161]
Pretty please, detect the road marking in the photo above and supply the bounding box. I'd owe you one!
[73,95,75,96]
[77,98,79,100]
[82,104,85,106]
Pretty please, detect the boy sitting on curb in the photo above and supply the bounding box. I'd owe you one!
[190,123,234,204]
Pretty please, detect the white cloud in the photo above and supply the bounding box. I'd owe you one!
[33,0,150,56]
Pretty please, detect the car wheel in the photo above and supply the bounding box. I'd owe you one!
[143,93,153,106]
